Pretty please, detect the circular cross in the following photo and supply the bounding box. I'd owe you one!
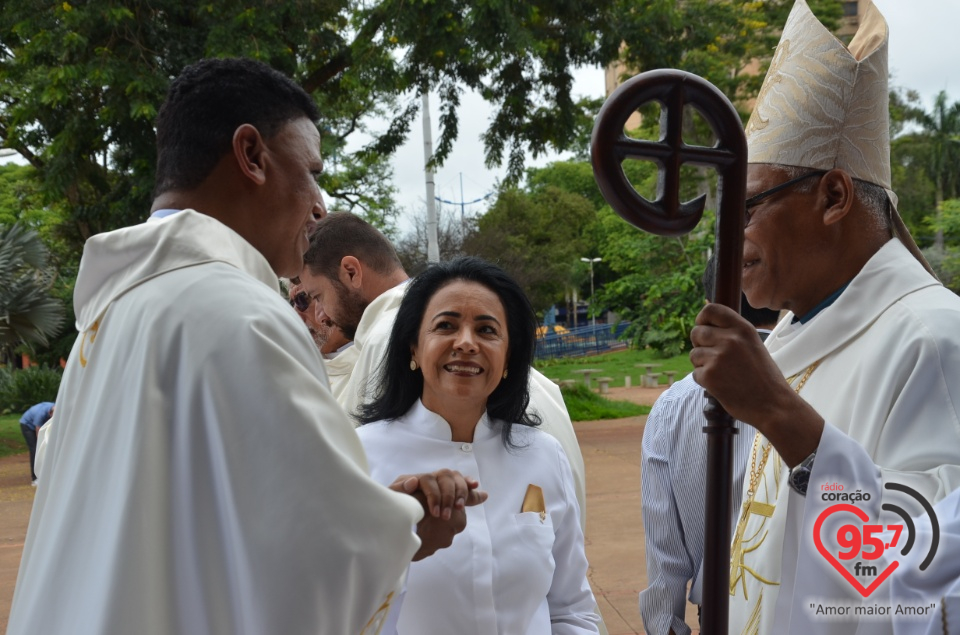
[591,69,747,238]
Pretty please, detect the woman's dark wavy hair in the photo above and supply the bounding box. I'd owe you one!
[357,257,540,448]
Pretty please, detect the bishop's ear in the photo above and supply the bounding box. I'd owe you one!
[820,169,855,226]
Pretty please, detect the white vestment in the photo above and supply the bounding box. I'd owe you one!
[7,210,422,635]
[358,400,600,634]
[728,239,960,634]
[338,281,408,418]
[334,281,590,531]
[325,342,360,401]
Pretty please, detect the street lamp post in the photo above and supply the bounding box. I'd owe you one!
[580,257,602,328]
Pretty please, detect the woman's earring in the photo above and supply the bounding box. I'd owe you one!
[502,369,508,379]
[410,360,418,371]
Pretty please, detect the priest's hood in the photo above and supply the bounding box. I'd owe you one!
[73,210,278,332]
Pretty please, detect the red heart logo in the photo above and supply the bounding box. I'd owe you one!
[813,503,899,597]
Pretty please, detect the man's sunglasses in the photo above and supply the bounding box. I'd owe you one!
[290,291,311,313]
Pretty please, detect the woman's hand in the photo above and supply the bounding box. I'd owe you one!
[389,469,488,561]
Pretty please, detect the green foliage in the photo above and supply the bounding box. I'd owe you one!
[924,199,960,293]
[0,0,627,252]
[0,223,67,359]
[0,164,60,240]
[558,384,649,422]
[0,413,27,458]
[0,366,62,414]
[893,90,960,249]
[930,199,960,238]
[535,348,693,388]
[2,0,833,266]
[614,0,841,113]
[595,203,714,356]
[0,165,77,365]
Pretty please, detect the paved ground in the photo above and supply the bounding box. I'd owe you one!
[578,384,700,635]
[0,453,35,634]
[0,383,701,634]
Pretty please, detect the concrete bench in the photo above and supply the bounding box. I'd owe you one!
[572,368,605,388]
[596,377,613,395]
[644,372,661,388]
[559,379,577,389]
[664,370,677,386]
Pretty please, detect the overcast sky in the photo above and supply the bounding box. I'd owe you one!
[387,0,960,233]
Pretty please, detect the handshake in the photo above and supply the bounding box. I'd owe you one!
[389,469,488,561]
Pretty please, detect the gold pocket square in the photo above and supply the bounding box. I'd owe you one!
[521,484,547,523]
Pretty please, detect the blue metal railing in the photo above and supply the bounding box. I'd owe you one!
[534,322,630,360]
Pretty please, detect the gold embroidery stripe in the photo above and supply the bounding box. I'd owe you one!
[741,589,764,635]
[746,501,775,517]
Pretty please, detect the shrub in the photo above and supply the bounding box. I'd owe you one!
[0,366,62,414]
[559,383,650,422]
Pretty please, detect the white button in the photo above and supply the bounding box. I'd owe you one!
[460,443,473,452]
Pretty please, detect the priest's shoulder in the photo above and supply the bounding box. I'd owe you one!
[139,263,300,341]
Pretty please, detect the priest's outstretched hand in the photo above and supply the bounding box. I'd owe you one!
[390,470,488,561]
[690,302,824,468]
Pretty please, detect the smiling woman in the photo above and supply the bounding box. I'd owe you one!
[356,257,600,634]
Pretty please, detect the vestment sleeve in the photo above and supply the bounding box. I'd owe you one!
[181,307,423,634]
[529,369,588,532]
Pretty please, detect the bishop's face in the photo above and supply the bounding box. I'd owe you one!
[741,164,834,317]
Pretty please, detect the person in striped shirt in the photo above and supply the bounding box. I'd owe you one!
[640,259,779,635]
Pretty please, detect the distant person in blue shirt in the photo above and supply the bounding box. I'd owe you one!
[19,402,54,485]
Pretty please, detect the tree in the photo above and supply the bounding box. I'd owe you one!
[0,223,66,363]
[462,184,597,313]
[890,88,937,243]
[613,0,841,114]
[900,91,960,250]
[0,0,625,252]
[0,164,77,365]
[394,206,472,275]
[920,198,960,293]
[594,201,714,356]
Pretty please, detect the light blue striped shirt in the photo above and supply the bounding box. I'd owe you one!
[639,372,757,635]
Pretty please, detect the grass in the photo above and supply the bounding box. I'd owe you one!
[535,348,692,389]
[0,413,26,459]
[559,384,650,422]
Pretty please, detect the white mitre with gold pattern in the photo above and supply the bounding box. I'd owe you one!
[745,0,932,272]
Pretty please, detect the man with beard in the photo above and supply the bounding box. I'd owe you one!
[299,213,409,414]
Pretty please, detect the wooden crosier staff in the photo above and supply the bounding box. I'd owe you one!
[590,69,746,635]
